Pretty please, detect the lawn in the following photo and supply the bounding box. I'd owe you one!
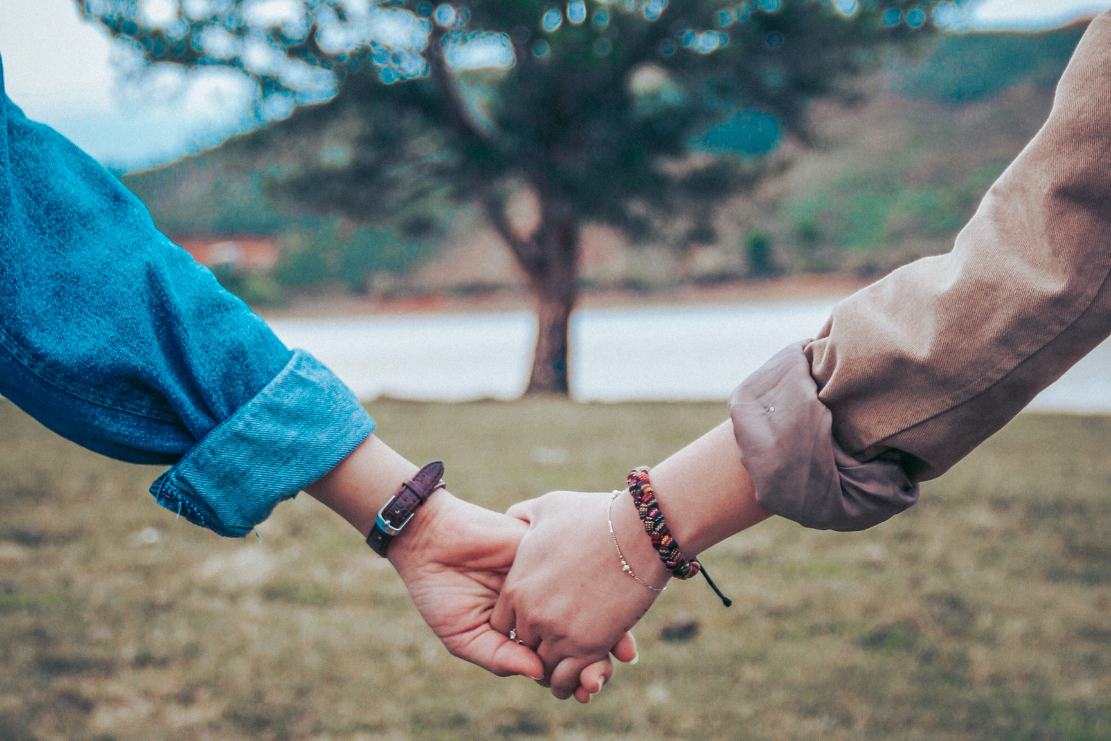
[1,399,1109,741]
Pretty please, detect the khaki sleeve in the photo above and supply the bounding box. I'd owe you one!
[731,11,1111,530]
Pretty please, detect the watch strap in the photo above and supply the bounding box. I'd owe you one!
[366,461,446,557]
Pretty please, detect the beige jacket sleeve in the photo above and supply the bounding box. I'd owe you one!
[730,12,1111,531]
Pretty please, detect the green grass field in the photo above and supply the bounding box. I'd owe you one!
[1,399,1109,741]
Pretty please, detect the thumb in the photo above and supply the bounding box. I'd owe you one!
[451,626,546,680]
[486,509,530,548]
[495,641,547,681]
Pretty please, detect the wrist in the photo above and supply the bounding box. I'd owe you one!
[306,437,452,572]
[305,434,419,539]
[385,487,452,570]
[611,489,671,590]
[647,421,768,557]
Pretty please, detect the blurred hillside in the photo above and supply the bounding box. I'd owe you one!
[121,24,1086,305]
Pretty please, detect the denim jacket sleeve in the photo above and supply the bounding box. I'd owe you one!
[0,58,375,537]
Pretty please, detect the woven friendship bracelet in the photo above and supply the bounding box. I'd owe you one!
[627,466,700,579]
[627,466,733,607]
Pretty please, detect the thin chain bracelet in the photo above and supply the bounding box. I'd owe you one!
[608,490,666,594]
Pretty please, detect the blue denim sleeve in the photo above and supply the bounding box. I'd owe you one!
[0,58,374,537]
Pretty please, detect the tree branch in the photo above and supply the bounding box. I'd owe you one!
[478,184,544,274]
[427,29,496,147]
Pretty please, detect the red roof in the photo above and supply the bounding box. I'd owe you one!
[173,236,279,274]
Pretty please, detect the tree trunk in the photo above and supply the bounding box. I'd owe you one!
[426,46,580,395]
[483,189,580,396]
[525,197,579,395]
[527,264,577,395]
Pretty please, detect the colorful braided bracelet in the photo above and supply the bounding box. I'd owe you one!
[627,467,732,607]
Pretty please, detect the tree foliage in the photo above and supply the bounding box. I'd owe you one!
[81,0,943,394]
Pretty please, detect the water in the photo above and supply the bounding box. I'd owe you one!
[268,299,1111,412]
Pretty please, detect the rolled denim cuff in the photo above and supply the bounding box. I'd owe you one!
[729,341,918,532]
[150,349,375,537]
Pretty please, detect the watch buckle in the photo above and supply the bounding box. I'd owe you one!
[375,495,416,536]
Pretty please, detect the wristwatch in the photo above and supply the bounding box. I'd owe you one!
[366,461,446,557]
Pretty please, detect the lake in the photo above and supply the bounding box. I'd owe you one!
[268,299,1111,413]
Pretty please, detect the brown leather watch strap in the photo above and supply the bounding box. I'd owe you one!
[366,461,446,557]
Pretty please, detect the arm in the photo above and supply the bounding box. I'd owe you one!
[739,10,1111,530]
[0,58,543,679]
[0,57,369,536]
[497,10,1111,696]
[305,435,545,678]
[493,421,767,699]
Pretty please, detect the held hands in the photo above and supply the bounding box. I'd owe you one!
[389,490,636,701]
[316,423,761,701]
[386,491,546,679]
[304,437,557,683]
[492,490,669,700]
[307,435,648,700]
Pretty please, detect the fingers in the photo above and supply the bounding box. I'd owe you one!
[542,632,637,701]
[549,656,599,700]
[573,658,614,703]
[610,631,638,664]
[484,601,548,682]
[449,626,545,680]
[567,633,636,702]
[489,595,516,640]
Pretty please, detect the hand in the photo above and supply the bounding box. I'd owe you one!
[387,490,548,679]
[306,434,638,692]
[493,490,668,700]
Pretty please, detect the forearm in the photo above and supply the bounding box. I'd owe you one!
[719,13,1111,534]
[0,85,374,536]
[306,434,423,540]
[647,421,769,557]
[808,12,1111,478]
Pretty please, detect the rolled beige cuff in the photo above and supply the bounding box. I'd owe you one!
[729,341,918,531]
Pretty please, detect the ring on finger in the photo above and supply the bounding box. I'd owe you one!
[509,628,525,645]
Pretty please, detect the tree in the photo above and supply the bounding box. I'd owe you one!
[80,0,941,394]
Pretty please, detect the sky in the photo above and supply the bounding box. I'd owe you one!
[0,0,259,169]
[1,0,1108,170]
[971,0,1111,28]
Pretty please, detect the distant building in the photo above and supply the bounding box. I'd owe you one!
[173,235,279,274]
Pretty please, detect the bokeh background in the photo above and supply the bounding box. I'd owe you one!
[2,1,1111,739]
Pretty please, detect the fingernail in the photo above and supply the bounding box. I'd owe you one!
[530,673,546,681]
[631,651,639,665]
[596,676,605,693]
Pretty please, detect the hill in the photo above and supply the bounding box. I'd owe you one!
[121,24,1087,303]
